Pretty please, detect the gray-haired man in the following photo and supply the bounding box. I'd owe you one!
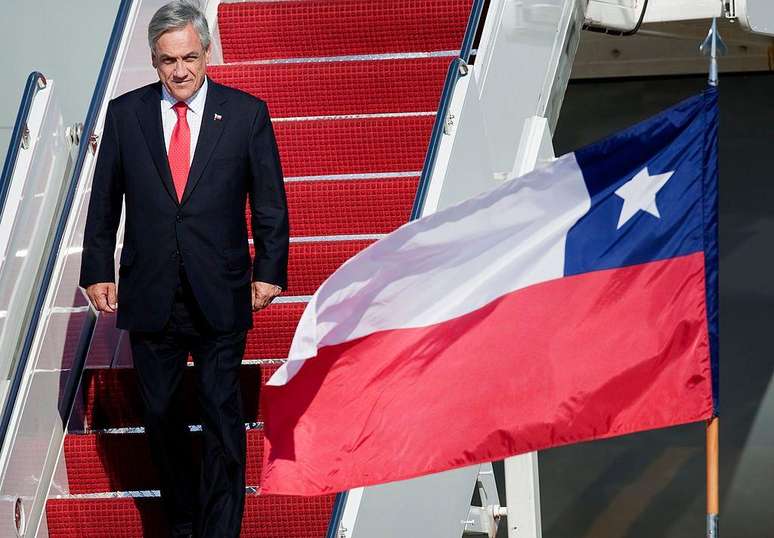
[79,1,288,536]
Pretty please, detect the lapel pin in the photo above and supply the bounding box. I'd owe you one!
[214,113,222,121]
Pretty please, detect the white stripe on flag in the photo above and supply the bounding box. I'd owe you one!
[271,154,591,385]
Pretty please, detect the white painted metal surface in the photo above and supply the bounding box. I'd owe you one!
[504,453,542,538]
[585,0,723,33]
[512,116,556,179]
[0,80,76,538]
[348,466,484,538]
[736,0,774,36]
[0,82,63,404]
[585,0,646,33]
[464,463,506,537]
[476,0,582,183]
[425,0,583,208]
[586,0,774,37]
[643,0,722,23]
[423,66,493,214]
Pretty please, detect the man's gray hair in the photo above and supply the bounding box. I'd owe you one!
[148,0,211,54]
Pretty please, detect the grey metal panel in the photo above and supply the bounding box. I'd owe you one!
[435,72,497,210]
[740,0,774,36]
[351,466,482,537]
[475,0,582,176]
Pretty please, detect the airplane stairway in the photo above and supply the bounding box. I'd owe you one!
[44,1,473,535]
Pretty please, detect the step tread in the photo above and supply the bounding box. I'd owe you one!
[77,364,278,431]
[248,302,306,359]
[284,239,375,296]
[63,429,265,494]
[275,115,434,177]
[218,0,472,62]
[208,57,450,118]
[260,177,418,237]
[46,494,334,537]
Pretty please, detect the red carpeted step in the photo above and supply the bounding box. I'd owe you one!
[77,363,280,431]
[46,494,335,537]
[208,57,450,118]
[275,115,434,177]
[246,302,306,360]
[218,0,472,63]
[63,429,265,494]
[250,240,375,296]
[249,177,418,237]
[284,240,375,296]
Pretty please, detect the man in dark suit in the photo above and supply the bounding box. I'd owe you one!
[79,2,288,536]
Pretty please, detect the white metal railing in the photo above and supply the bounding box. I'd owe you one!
[0,73,80,538]
[0,0,142,535]
[0,73,65,416]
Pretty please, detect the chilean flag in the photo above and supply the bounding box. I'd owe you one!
[260,88,719,496]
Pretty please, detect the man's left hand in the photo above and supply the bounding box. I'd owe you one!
[252,281,282,311]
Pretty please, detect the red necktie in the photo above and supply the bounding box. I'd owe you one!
[168,101,190,201]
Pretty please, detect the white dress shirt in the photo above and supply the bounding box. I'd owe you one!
[161,77,208,164]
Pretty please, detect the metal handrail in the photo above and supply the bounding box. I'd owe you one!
[409,57,466,220]
[410,0,486,220]
[460,0,486,61]
[0,0,135,454]
[326,1,488,535]
[324,490,350,538]
[0,72,47,221]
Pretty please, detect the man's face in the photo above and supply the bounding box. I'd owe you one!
[152,22,210,101]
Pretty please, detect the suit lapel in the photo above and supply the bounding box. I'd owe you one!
[180,80,228,206]
[136,83,179,206]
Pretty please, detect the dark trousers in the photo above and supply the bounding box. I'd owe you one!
[129,266,247,537]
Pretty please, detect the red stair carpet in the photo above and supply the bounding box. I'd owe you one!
[46,0,471,535]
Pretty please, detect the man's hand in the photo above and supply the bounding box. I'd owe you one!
[86,282,117,314]
[252,281,282,311]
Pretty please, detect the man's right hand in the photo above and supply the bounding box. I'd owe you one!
[85,282,118,314]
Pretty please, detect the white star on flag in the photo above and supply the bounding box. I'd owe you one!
[614,166,675,229]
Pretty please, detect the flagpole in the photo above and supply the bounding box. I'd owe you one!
[700,17,726,88]
[706,416,719,538]
[700,17,723,538]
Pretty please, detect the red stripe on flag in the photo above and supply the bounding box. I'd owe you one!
[261,253,713,495]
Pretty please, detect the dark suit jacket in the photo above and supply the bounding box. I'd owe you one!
[79,79,289,332]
